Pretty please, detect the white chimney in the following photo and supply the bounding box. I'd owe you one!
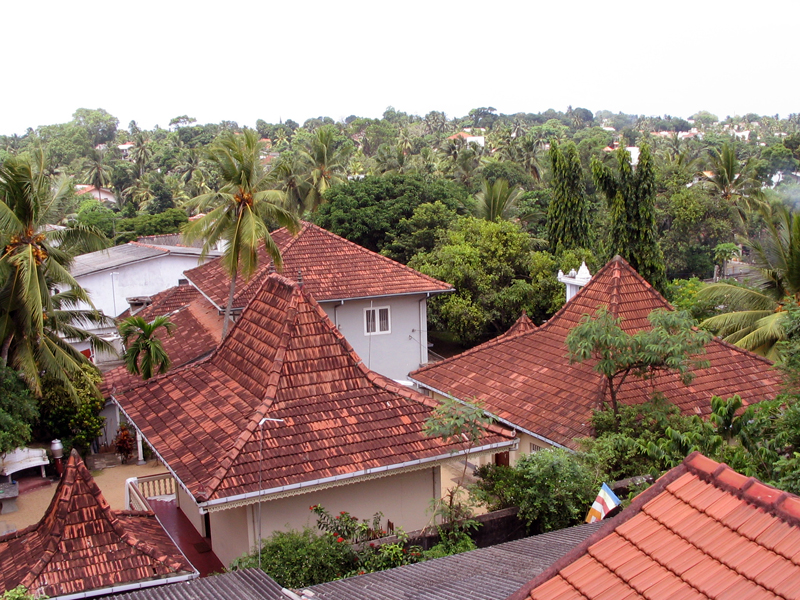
[557,261,592,302]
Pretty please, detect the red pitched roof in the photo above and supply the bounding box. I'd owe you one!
[410,256,781,449]
[183,222,452,310]
[117,283,202,321]
[114,274,513,505]
[0,451,194,598]
[510,452,800,600]
[101,295,224,397]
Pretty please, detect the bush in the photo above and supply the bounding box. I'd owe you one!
[473,449,598,533]
[0,365,38,454]
[231,527,355,588]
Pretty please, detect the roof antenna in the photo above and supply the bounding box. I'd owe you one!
[297,269,303,288]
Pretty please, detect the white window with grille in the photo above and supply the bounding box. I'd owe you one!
[364,306,391,335]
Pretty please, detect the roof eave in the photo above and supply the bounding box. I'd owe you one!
[408,377,568,450]
[198,438,518,512]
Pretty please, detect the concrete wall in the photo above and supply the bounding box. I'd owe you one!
[177,486,206,538]
[75,254,209,320]
[209,467,439,568]
[321,295,429,381]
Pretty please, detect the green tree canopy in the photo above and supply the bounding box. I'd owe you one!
[314,174,468,254]
[547,141,589,252]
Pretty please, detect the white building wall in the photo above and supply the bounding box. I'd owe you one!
[320,295,429,381]
[207,467,439,568]
[75,254,208,320]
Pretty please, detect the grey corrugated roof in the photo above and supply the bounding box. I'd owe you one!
[300,522,602,600]
[97,569,286,600]
[71,243,219,277]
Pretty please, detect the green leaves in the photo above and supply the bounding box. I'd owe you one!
[119,315,176,380]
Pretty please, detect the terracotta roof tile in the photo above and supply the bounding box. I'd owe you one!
[0,451,194,597]
[101,295,223,396]
[183,222,452,310]
[411,256,782,449]
[510,453,800,600]
[115,274,513,504]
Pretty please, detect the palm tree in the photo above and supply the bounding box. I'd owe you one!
[705,142,762,223]
[268,154,308,215]
[474,178,523,221]
[0,151,111,397]
[698,204,800,360]
[119,315,175,380]
[129,132,153,178]
[183,130,299,338]
[299,126,350,212]
[83,148,113,204]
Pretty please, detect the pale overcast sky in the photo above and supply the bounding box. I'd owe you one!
[3,0,798,135]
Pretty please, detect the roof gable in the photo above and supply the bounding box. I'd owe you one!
[183,222,452,309]
[115,274,513,504]
[410,256,781,448]
[0,451,193,598]
[511,452,800,600]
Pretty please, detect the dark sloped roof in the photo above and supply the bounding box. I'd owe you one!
[410,256,782,449]
[302,523,601,600]
[0,451,194,598]
[96,569,285,600]
[511,452,800,600]
[115,274,514,505]
[101,295,223,397]
[183,222,453,309]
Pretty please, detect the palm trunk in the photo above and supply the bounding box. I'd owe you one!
[0,334,12,366]
[221,270,238,339]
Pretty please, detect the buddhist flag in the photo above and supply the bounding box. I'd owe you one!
[586,483,621,523]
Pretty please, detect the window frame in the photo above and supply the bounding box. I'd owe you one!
[364,305,391,336]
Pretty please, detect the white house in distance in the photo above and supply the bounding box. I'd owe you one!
[69,242,221,358]
[75,184,117,205]
[184,222,454,382]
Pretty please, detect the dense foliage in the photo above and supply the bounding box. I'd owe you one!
[0,365,38,454]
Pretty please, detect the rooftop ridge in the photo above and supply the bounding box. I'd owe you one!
[684,453,800,528]
[300,222,454,292]
[128,240,171,253]
[12,451,189,590]
[200,277,301,501]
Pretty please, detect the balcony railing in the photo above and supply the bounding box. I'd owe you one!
[125,472,175,511]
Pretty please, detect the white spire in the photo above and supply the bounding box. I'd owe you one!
[557,261,592,302]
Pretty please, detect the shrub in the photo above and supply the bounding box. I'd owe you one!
[473,449,598,533]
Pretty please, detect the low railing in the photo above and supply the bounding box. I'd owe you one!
[125,472,175,511]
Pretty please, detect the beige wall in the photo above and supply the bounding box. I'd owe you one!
[177,486,206,537]
[208,467,439,569]
[428,391,554,466]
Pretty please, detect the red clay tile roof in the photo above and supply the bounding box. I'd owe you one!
[114,274,514,505]
[117,283,202,321]
[510,452,800,600]
[410,256,782,449]
[102,294,223,397]
[183,222,453,310]
[0,451,194,598]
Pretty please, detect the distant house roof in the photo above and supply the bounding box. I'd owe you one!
[302,523,600,600]
[76,185,115,196]
[71,242,220,278]
[136,233,204,249]
[410,256,781,449]
[102,289,223,397]
[510,452,800,600]
[114,273,514,508]
[97,569,285,600]
[183,222,453,310]
[0,451,195,599]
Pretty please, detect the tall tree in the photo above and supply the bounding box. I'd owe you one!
[0,151,110,397]
[592,144,666,293]
[547,141,589,252]
[119,315,175,380]
[82,147,113,201]
[474,178,522,221]
[299,126,350,212]
[705,142,762,224]
[183,130,299,338]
